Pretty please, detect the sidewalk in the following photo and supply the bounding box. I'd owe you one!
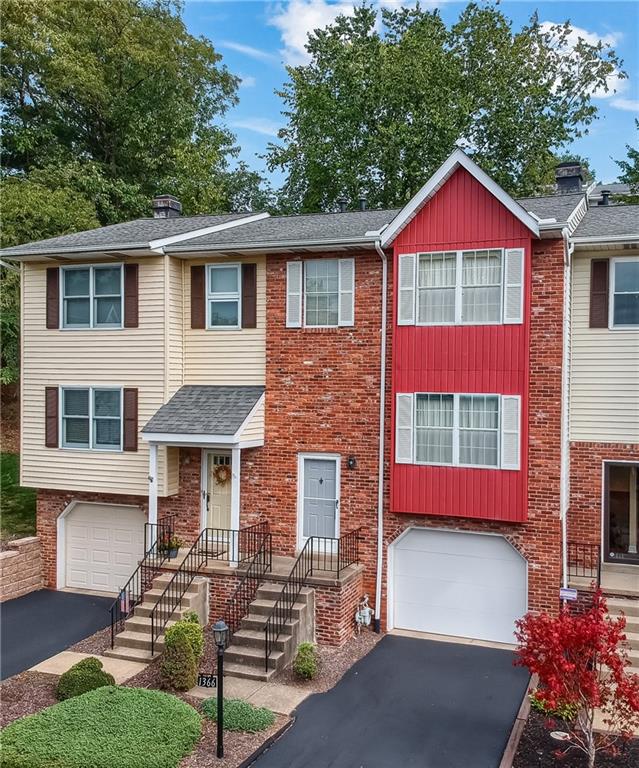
[188,675,312,715]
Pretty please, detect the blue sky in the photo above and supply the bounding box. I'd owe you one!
[183,1,639,187]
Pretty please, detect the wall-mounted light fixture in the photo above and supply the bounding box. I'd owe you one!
[347,456,357,470]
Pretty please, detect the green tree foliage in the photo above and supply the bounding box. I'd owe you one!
[615,120,639,204]
[267,3,624,210]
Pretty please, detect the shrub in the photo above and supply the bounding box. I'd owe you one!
[56,657,115,701]
[529,691,579,721]
[293,642,318,680]
[161,633,197,692]
[183,610,200,624]
[201,698,275,732]
[164,616,204,662]
[0,686,201,768]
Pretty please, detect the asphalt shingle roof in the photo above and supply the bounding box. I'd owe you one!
[142,385,264,435]
[573,205,639,239]
[516,193,585,223]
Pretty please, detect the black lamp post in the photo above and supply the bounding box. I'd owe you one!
[212,619,229,759]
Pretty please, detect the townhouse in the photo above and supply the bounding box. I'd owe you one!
[2,151,637,660]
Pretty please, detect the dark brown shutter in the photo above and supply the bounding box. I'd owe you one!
[46,268,60,329]
[123,388,138,452]
[241,263,257,329]
[190,265,205,329]
[45,387,58,447]
[123,263,139,328]
[589,259,609,328]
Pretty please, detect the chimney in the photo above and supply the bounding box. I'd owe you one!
[598,190,611,206]
[337,196,348,213]
[358,193,367,211]
[152,194,182,218]
[555,163,584,195]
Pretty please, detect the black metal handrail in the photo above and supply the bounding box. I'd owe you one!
[109,514,176,648]
[263,527,362,671]
[567,541,601,587]
[225,529,272,642]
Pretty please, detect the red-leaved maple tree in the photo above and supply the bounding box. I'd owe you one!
[515,590,639,768]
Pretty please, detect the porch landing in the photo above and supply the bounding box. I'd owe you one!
[570,563,639,598]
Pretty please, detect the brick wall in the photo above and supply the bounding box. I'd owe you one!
[314,569,364,645]
[0,536,44,601]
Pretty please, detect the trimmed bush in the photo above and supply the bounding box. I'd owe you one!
[164,616,204,662]
[183,610,200,624]
[56,657,115,701]
[0,686,201,768]
[202,698,275,732]
[161,633,197,691]
[293,642,318,680]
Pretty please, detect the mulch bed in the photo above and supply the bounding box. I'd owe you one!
[69,625,113,655]
[0,672,58,727]
[513,711,639,767]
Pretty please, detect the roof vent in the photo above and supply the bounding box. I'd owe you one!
[358,193,367,211]
[598,190,611,206]
[152,195,182,218]
[555,163,583,195]
[337,196,348,213]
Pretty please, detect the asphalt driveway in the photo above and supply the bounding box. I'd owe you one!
[1,589,113,680]
[255,635,529,768]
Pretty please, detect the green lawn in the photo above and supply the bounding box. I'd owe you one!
[1,453,37,540]
[1,686,202,768]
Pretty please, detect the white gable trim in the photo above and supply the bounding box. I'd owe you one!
[148,212,270,251]
[380,149,540,247]
[234,393,266,441]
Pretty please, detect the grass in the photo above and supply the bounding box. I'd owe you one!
[1,453,36,540]
[202,698,275,732]
[1,686,202,768]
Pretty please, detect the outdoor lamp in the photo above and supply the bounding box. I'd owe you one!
[213,619,229,648]
[212,619,229,759]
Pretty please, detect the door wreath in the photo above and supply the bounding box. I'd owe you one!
[213,464,231,486]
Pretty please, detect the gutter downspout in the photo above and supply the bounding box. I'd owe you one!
[560,227,574,591]
[374,240,388,632]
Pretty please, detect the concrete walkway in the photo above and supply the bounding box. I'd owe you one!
[30,651,147,684]
[189,675,312,715]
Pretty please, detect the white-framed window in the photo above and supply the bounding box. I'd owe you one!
[61,387,122,451]
[61,265,123,329]
[396,392,520,470]
[286,258,355,328]
[399,248,524,326]
[610,257,639,328]
[207,264,241,329]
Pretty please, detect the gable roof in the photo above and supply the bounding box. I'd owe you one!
[573,205,639,241]
[379,149,540,246]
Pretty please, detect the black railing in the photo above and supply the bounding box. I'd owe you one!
[567,541,601,587]
[109,514,176,648]
[225,528,272,641]
[263,528,362,671]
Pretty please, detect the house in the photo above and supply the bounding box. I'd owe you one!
[2,151,637,671]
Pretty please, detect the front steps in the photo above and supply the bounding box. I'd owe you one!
[104,573,209,663]
[224,583,315,682]
[607,596,639,674]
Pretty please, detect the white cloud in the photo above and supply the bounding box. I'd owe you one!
[231,118,281,137]
[238,75,257,89]
[611,97,639,112]
[220,40,279,64]
[539,21,626,99]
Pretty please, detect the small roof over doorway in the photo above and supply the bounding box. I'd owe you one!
[142,385,265,448]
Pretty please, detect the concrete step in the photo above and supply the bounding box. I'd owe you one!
[257,583,313,604]
[231,628,291,652]
[134,600,189,619]
[240,614,296,633]
[103,646,160,663]
[249,599,305,618]
[125,614,179,634]
[113,629,164,652]
[607,597,639,618]
[142,588,199,607]
[628,649,639,673]
[225,644,283,669]
[222,661,276,682]
[622,617,639,634]
[624,632,639,652]
[152,573,201,593]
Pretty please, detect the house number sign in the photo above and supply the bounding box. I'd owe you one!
[197,673,217,688]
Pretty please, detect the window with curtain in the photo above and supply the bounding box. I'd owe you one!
[415,394,454,463]
[417,252,456,323]
[459,395,500,467]
[207,264,240,328]
[62,265,122,328]
[611,258,639,327]
[461,250,502,323]
[62,387,121,450]
[305,259,339,327]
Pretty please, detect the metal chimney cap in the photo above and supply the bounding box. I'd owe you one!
[152,195,182,218]
[337,196,348,213]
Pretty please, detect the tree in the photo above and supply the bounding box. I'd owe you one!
[615,120,639,204]
[267,3,625,211]
[515,591,639,768]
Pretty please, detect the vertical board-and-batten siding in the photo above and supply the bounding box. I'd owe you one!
[391,167,532,522]
[183,255,266,385]
[21,258,172,496]
[570,253,639,443]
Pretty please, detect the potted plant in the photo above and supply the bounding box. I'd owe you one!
[158,534,183,559]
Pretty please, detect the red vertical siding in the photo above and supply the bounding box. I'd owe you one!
[391,167,532,523]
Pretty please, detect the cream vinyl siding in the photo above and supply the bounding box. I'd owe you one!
[21,258,172,496]
[166,446,180,496]
[184,255,266,385]
[570,253,639,443]
[238,399,265,443]
[168,257,184,397]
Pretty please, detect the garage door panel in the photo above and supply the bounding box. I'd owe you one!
[392,529,527,644]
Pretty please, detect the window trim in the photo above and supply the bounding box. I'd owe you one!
[303,258,341,329]
[206,263,242,331]
[413,392,501,470]
[608,256,639,330]
[59,386,123,452]
[60,264,124,330]
[414,248,506,327]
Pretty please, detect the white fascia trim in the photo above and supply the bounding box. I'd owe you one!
[564,196,589,235]
[572,234,639,245]
[148,212,271,251]
[238,439,265,449]
[142,432,237,446]
[380,149,540,246]
[232,393,265,441]
[0,243,148,260]
[166,236,378,254]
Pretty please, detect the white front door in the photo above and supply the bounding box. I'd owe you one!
[298,455,340,545]
[205,453,232,530]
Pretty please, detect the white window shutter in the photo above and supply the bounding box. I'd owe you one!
[397,253,416,325]
[503,248,524,324]
[338,258,355,326]
[286,261,303,328]
[501,395,521,470]
[395,393,414,464]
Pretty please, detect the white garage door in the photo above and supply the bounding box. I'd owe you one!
[65,503,146,593]
[391,528,527,644]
